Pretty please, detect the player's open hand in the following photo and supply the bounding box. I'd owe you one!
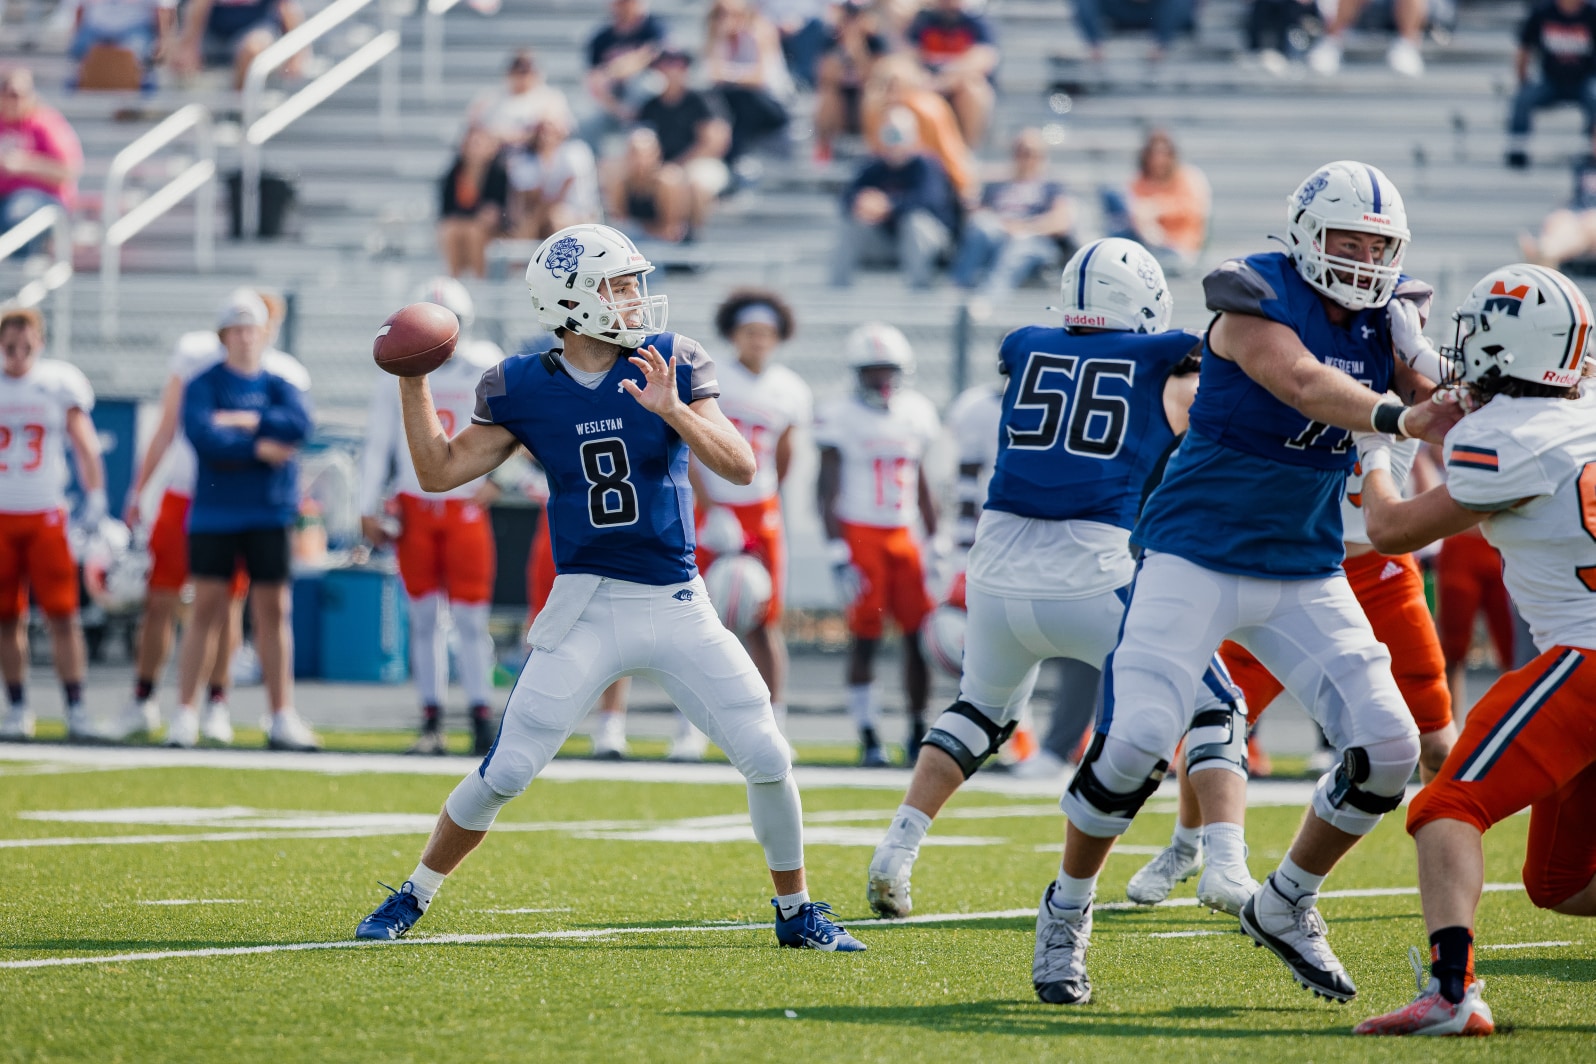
[621,345,683,419]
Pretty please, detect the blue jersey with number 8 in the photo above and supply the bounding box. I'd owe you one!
[472,332,720,585]
[984,325,1200,528]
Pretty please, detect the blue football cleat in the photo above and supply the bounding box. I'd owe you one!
[773,899,867,952]
[356,881,425,940]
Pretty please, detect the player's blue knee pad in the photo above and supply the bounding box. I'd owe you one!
[922,700,1016,779]
[1060,733,1168,838]
[1184,704,1249,779]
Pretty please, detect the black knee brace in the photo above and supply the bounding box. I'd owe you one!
[1065,733,1169,821]
[1327,747,1404,815]
[921,699,1016,779]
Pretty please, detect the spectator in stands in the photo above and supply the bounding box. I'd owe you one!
[705,0,794,162]
[862,54,976,202]
[469,50,575,149]
[1506,0,1596,170]
[172,0,305,90]
[437,126,509,278]
[0,70,82,260]
[1100,128,1209,274]
[1245,1,1316,73]
[1072,0,1196,64]
[70,0,177,88]
[831,106,958,289]
[950,128,1074,298]
[583,0,667,143]
[507,118,601,240]
[814,1,886,161]
[905,0,998,146]
[604,127,696,242]
[761,0,830,88]
[1307,0,1427,78]
[634,48,733,233]
[1519,154,1596,265]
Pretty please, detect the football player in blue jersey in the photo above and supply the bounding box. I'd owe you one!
[355,224,864,952]
[1033,162,1466,1006]
[864,238,1248,932]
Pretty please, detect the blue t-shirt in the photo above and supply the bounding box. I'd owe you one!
[1134,251,1405,578]
[184,361,313,534]
[472,332,720,586]
[986,325,1198,529]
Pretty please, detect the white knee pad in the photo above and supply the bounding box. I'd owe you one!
[1059,734,1168,838]
[1310,733,1420,836]
[444,770,515,832]
[747,774,804,872]
[713,700,792,784]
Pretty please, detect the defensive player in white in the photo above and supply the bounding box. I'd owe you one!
[816,324,941,766]
[356,224,864,951]
[0,307,107,740]
[360,278,505,756]
[1356,264,1596,1037]
[116,290,309,744]
[866,239,1245,921]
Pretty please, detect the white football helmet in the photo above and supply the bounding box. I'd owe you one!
[1285,160,1410,311]
[525,224,667,348]
[1056,237,1172,333]
[846,322,915,408]
[923,604,966,679]
[1445,264,1592,393]
[704,554,774,636]
[414,276,474,331]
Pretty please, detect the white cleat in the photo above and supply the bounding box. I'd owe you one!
[1196,859,1261,917]
[1307,37,1342,76]
[866,842,916,918]
[1241,876,1357,1001]
[267,708,322,752]
[201,702,234,745]
[1125,842,1202,906]
[1,705,36,740]
[66,706,109,743]
[112,697,161,740]
[1033,883,1092,1005]
[666,721,708,762]
[591,713,627,760]
[165,707,200,748]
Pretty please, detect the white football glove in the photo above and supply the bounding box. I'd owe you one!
[1354,432,1394,475]
[1387,297,1447,383]
[80,488,108,529]
[827,539,863,607]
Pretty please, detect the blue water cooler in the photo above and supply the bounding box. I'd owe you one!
[317,567,409,683]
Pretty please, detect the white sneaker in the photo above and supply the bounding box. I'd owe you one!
[0,705,35,740]
[866,842,917,918]
[1033,883,1092,1005]
[1126,842,1202,906]
[1008,749,1068,781]
[113,697,161,740]
[591,713,627,760]
[1307,37,1342,76]
[1387,38,1424,78]
[267,708,322,752]
[66,706,108,742]
[1257,48,1291,77]
[667,720,708,762]
[166,707,200,748]
[1196,858,1261,916]
[1240,876,1357,1001]
[201,702,234,745]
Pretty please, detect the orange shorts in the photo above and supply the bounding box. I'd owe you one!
[1408,646,1596,910]
[695,496,785,627]
[527,507,557,621]
[148,490,249,599]
[841,521,933,641]
[0,508,78,620]
[1219,551,1451,734]
[394,493,495,605]
[1438,528,1516,668]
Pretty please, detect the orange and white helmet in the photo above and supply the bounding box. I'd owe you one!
[1286,161,1409,311]
[1446,264,1593,392]
[846,322,915,408]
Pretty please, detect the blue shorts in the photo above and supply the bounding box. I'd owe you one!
[202,18,282,66]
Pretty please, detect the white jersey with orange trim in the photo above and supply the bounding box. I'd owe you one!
[814,389,941,529]
[693,357,812,506]
[1443,392,1596,652]
[162,331,311,497]
[1342,436,1420,546]
[359,339,505,513]
[0,358,94,514]
[946,382,1003,552]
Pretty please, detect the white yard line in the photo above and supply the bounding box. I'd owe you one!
[1479,940,1574,950]
[136,899,248,906]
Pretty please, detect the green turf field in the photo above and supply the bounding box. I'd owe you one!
[2,755,1591,1062]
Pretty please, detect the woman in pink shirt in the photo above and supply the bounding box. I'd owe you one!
[0,69,82,257]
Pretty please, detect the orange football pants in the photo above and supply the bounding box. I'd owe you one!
[394,493,495,605]
[0,509,78,619]
[841,521,933,640]
[695,496,786,627]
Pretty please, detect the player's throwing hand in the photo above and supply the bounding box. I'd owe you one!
[622,345,682,418]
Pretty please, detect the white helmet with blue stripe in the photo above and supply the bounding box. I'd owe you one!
[1057,237,1172,334]
[1286,160,1410,311]
[526,223,668,348]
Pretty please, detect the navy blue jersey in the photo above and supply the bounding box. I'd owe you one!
[473,332,719,585]
[1134,252,1417,578]
[985,325,1199,529]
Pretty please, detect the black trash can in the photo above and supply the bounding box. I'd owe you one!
[226,169,297,238]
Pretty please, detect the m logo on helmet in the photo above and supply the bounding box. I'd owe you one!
[545,236,584,277]
[1296,170,1329,208]
[1483,280,1531,317]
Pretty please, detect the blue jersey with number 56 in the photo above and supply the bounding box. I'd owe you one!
[984,325,1201,529]
[472,332,720,585]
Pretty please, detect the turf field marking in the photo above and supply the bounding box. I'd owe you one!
[1479,940,1574,950]
[1147,930,1231,938]
[137,899,248,906]
[1033,843,1163,855]
[480,908,574,915]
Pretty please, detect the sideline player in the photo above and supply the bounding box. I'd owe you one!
[816,324,940,766]
[1031,162,1464,1006]
[116,291,308,742]
[0,308,107,740]
[356,224,864,952]
[685,288,812,759]
[361,278,504,756]
[1355,264,1596,1037]
[865,238,1244,919]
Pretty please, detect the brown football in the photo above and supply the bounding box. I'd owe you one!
[373,302,459,377]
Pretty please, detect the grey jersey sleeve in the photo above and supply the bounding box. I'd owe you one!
[676,336,721,401]
[1393,277,1436,327]
[1203,258,1279,316]
[472,362,508,425]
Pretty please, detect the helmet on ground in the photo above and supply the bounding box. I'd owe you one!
[525,224,667,348]
[1445,263,1592,394]
[698,506,748,557]
[1057,237,1172,333]
[704,554,773,635]
[924,603,966,679]
[846,322,914,408]
[1285,160,1410,311]
[414,276,475,331]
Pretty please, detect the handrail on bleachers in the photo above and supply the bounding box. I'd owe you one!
[100,103,217,340]
[240,0,401,238]
[0,205,73,359]
[422,0,465,102]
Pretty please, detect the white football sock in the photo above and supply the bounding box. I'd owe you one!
[1272,854,1325,904]
[775,890,810,920]
[847,684,877,730]
[407,593,444,708]
[1171,820,1201,853]
[451,601,494,707]
[1202,821,1247,869]
[407,862,447,910]
[1049,870,1097,916]
[883,804,932,852]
